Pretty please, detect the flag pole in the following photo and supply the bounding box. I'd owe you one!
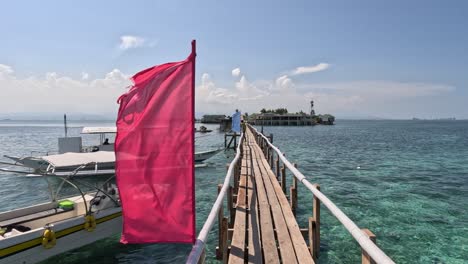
[191,39,197,244]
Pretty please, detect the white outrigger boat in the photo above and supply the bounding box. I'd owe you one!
[0,163,122,264]
[1,127,223,176]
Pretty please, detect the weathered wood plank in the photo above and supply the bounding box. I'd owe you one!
[229,148,249,264]
[246,143,263,264]
[250,135,280,264]
[251,145,298,264]
[227,128,314,264]
[255,145,314,263]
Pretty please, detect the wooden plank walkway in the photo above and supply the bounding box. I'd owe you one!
[227,128,314,264]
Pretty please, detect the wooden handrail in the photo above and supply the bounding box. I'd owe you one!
[186,133,244,264]
[249,124,395,264]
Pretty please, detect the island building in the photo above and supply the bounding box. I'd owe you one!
[249,101,313,126]
[250,113,315,126]
[249,101,334,126]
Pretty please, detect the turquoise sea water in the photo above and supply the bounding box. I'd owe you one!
[0,120,467,263]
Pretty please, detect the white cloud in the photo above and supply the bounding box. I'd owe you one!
[0,64,14,80]
[119,35,146,50]
[194,68,457,118]
[275,75,294,92]
[290,63,330,75]
[1,63,458,119]
[81,72,89,80]
[232,68,241,77]
[0,64,131,114]
[196,73,237,107]
[298,81,455,97]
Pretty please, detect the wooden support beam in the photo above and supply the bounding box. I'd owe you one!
[309,217,318,261]
[361,229,376,264]
[313,184,321,259]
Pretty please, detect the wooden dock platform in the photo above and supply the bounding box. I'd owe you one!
[220,128,314,263]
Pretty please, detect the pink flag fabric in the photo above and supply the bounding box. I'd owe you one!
[115,44,195,244]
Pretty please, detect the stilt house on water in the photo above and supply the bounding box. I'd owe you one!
[250,113,315,126]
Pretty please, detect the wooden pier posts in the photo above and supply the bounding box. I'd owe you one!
[224,133,240,150]
[361,229,377,264]
[312,184,321,260]
[275,155,280,178]
[221,217,229,263]
[209,126,390,264]
[290,163,298,216]
[281,164,286,193]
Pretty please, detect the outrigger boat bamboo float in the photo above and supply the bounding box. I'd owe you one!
[0,161,122,264]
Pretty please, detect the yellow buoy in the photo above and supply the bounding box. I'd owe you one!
[84,215,96,232]
[41,229,56,249]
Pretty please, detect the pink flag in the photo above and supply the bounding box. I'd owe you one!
[115,41,196,244]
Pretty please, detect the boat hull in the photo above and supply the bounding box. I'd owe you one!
[0,201,122,264]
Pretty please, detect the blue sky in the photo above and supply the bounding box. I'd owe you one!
[1,0,467,118]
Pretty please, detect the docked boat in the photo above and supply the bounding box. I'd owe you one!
[1,127,223,175]
[195,125,212,133]
[0,164,122,264]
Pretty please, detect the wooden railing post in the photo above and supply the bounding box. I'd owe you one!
[281,165,286,194]
[313,184,321,259]
[228,185,234,228]
[269,148,274,168]
[290,163,298,216]
[290,187,297,216]
[237,158,241,181]
[275,155,280,179]
[221,217,229,264]
[216,184,224,259]
[308,217,317,260]
[293,163,298,190]
[229,162,238,195]
[361,229,376,264]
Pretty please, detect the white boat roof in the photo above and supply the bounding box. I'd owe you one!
[42,151,115,168]
[81,127,117,134]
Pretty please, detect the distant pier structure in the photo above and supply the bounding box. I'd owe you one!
[201,114,226,124]
[251,113,315,126]
[249,100,335,126]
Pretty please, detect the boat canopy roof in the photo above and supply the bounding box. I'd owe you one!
[81,127,117,134]
[42,151,115,168]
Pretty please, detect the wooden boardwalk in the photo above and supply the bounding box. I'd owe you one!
[190,126,394,264]
[225,128,314,264]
